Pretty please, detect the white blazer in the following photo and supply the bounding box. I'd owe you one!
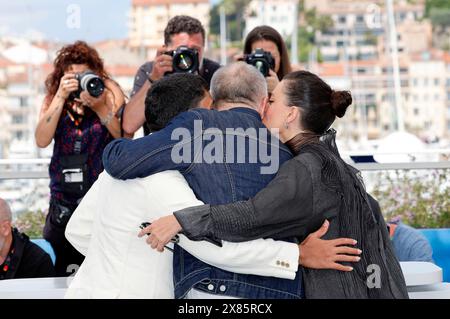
[65,171,298,299]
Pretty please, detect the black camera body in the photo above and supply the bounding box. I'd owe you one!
[164,46,199,74]
[70,70,105,100]
[244,49,275,77]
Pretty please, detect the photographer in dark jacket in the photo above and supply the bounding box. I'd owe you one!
[122,15,221,136]
[0,199,55,280]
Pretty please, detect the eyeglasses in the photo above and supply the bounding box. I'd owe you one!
[139,222,179,252]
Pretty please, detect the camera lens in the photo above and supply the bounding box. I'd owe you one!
[174,53,194,71]
[79,72,105,97]
[171,47,199,74]
[244,49,275,77]
[254,60,268,76]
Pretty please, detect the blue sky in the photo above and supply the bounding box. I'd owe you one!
[0,0,219,42]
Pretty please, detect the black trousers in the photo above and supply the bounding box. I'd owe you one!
[44,200,85,277]
[50,235,84,277]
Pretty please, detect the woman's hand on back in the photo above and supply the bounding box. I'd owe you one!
[299,220,362,272]
[138,215,182,252]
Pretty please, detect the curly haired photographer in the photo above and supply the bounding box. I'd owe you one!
[35,41,126,276]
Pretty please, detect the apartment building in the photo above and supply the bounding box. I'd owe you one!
[243,0,298,38]
[305,0,426,61]
[128,0,210,57]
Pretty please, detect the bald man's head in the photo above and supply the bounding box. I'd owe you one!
[0,198,12,222]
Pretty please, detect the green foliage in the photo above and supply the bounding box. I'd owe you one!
[371,169,450,228]
[364,30,378,45]
[425,0,450,17]
[14,210,46,239]
[430,8,450,27]
[209,0,251,42]
[294,7,333,63]
[304,8,334,32]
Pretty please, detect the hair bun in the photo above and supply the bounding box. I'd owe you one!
[330,90,352,118]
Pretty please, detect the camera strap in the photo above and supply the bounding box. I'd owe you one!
[74,130,82,155]
[59,111,88,197]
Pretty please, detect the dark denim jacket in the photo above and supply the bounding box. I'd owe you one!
[102,107,303,299]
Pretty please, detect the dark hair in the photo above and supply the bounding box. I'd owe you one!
[45,41,109,102]
[164,15,205,46]
[283,70,352,136]
[145,73,209,131]
[244,25,292,80]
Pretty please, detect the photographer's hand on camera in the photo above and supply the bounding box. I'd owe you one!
[233,53,245,62]
[266,69,279,94]
[35,73,79,148]
[76,90,105,112]
[57,73,79,100]
[150,46,173,82]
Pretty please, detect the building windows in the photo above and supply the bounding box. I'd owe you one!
[434,78,440,86]
[357,68,366,74]
[338,15,347,24]
[12,115,24,124]
[413,108,419,116]
[19,96,28,107]
[14,131,23,140]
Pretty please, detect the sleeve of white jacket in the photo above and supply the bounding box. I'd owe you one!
[65,172,105,256]
[177,235,299,280]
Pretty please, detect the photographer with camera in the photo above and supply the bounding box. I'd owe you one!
[35,41,125,276]
[240,25,292,93]
[122,15,221,136]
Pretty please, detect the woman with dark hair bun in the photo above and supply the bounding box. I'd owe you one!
[148,70,409,299]
[35,41,126,276]
[241,25,292,93]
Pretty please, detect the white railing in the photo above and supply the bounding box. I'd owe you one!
[0,153,449,180]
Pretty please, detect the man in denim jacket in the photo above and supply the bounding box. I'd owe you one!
[103,62,304,299]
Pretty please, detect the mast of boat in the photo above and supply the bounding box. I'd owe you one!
[219,5,227,65]
[291,0,299,65]
[386,0,405,132]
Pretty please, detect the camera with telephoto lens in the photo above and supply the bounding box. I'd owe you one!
[70,70,105,100]
[164,46,199,74]
[244,48,275,77]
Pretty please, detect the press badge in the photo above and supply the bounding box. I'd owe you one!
[62,168,84,183]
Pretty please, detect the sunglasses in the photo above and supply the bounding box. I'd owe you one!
[139,222,180,252]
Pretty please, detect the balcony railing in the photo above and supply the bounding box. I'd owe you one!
[1,150,449,180]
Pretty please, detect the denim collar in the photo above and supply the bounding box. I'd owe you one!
[229,107,261,120]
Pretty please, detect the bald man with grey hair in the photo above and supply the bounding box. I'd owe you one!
[0,198,55,280]
[0,198,12,223]
[0,198,13,261]
[210,61,268,110]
